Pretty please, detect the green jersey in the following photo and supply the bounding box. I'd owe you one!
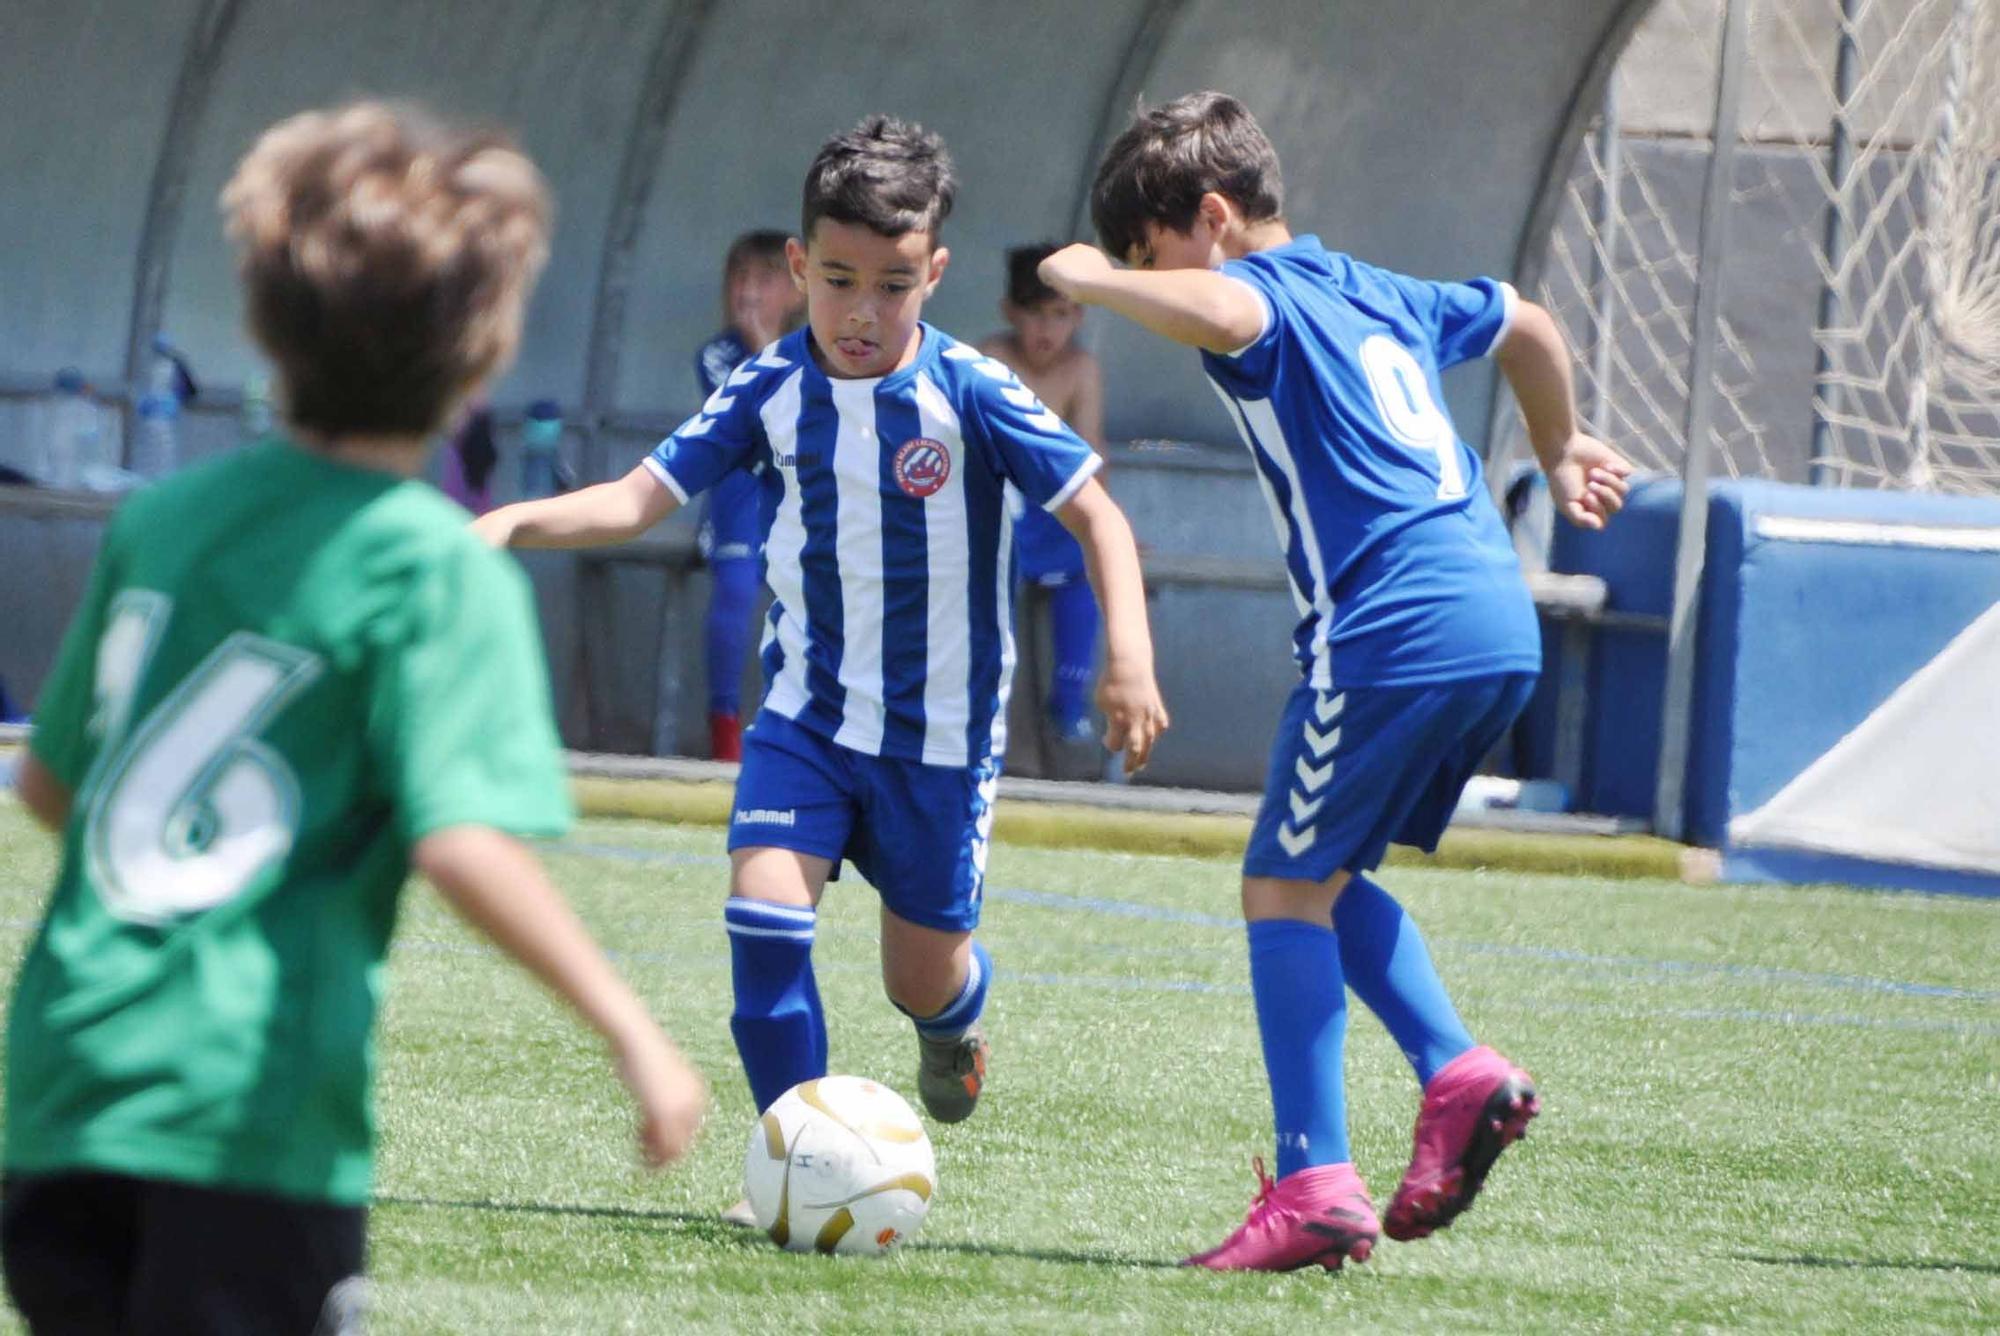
[5,440,572,1205]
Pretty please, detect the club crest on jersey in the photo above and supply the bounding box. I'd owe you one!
[892,438,951,498]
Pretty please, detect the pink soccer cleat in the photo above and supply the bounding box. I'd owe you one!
[1183,1158,1379,1273]
[1384,1045,1540,1242]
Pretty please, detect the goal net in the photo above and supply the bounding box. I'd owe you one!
[1504,0,2000,494]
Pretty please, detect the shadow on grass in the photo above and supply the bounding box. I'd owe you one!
[377,1194,766,1251]
[1735,1252,2000,1277]
[377,1194,1182,1270]
[904,1239,1183,1271]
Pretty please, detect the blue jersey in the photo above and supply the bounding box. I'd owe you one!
[647,324,1102,768]
[696,329,749,398]
[1202,236,1541,689]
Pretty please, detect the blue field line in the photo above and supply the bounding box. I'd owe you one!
[388,936,2000,1039]
[554,840,1997,1008]
[1002,968,1246,996]
[987,887,1239,928]
[998,883,1999,1005]
[1436,940,2000,1005]
[557,842,729,870]
[1647,1006,1999,1037]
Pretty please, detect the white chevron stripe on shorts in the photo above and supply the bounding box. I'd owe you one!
[1276,691,1344,858]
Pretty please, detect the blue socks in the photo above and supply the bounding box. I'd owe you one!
[899,940,992,1039]
[1045,579,1100,731]
[1334,876,1475,1086]
[724,898,827,1111]
[1246,881,1474,1178]
[1246,919,1350,1177]
[705,556,759,715]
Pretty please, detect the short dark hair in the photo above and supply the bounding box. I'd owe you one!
[1090,91,1284,263]
[1004,243,1062,307]
[724,229,790,275]
[801,115,956,244]
[223,102,549,438]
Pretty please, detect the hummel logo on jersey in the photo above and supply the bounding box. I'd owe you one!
[734,807,797,827]
[773,450,824,471]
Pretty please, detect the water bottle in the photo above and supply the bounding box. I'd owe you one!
[1454,775,1571,816]
[47,368,101,490]
[521,398,563,499]
[132,353,182,477]
[241,373,275,441]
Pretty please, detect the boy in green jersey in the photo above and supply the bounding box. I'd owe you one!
[3,103,707,1334]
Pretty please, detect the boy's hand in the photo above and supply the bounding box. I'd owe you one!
[1039,243,1116,301]
[615,1028,709,1168]
[1097,657,1170,775]
[1546,434,1634,530]
[470,509,517,547]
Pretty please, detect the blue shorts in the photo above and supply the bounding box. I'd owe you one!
[700,468,762,563]
[727,710,999,932]
[1243,673,1538,882]
[1014,505,1085,587]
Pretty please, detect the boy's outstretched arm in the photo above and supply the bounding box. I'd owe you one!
[414,825,708,1166]
[1054,477,1170,772]
[13,753,71,833]
[473,464,680,549]
[1495,301,1634,530]
[1040,244,1266,354]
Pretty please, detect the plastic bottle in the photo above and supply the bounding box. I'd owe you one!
[46,368,102,490]
[241,373,275,441]
[521,398,563,499]
[1455,775,1571,816]
[132,353,182,477]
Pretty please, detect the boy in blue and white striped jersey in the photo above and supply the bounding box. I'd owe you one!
[476,117,1167,1166]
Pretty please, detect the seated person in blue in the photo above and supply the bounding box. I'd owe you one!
[695,230,806,760]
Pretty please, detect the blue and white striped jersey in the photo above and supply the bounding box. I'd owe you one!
[647,324,1102,768]
[1202,236,1542,689]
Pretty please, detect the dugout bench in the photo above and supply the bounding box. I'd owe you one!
[572,532,1636,799]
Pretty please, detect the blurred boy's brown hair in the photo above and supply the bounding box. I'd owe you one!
[222,101,551,438]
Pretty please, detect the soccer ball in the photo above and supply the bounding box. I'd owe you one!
[744,1075,937,1256]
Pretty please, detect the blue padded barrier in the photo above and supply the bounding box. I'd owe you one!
[1542,476,2000,892]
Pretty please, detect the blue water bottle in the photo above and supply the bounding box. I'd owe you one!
[132,351,182,477]
[521,398,563,499]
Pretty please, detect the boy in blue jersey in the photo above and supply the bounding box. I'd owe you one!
[979,244,1107,747]
[1045,92,1632,1271]
[694,230,806,762]
[476,117,1168,1197]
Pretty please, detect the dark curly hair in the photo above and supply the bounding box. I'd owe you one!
[801,114,957,244]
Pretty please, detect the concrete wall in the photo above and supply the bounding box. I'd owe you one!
[156,0,669,407]
[0,0,1646,790]
[611,0,1157,421]
[0,0,195,383]
[1096,0,1618,448]
[0,0,1638,442]
[0,496,114,723]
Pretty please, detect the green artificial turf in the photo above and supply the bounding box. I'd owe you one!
[0,806,1994,1331]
